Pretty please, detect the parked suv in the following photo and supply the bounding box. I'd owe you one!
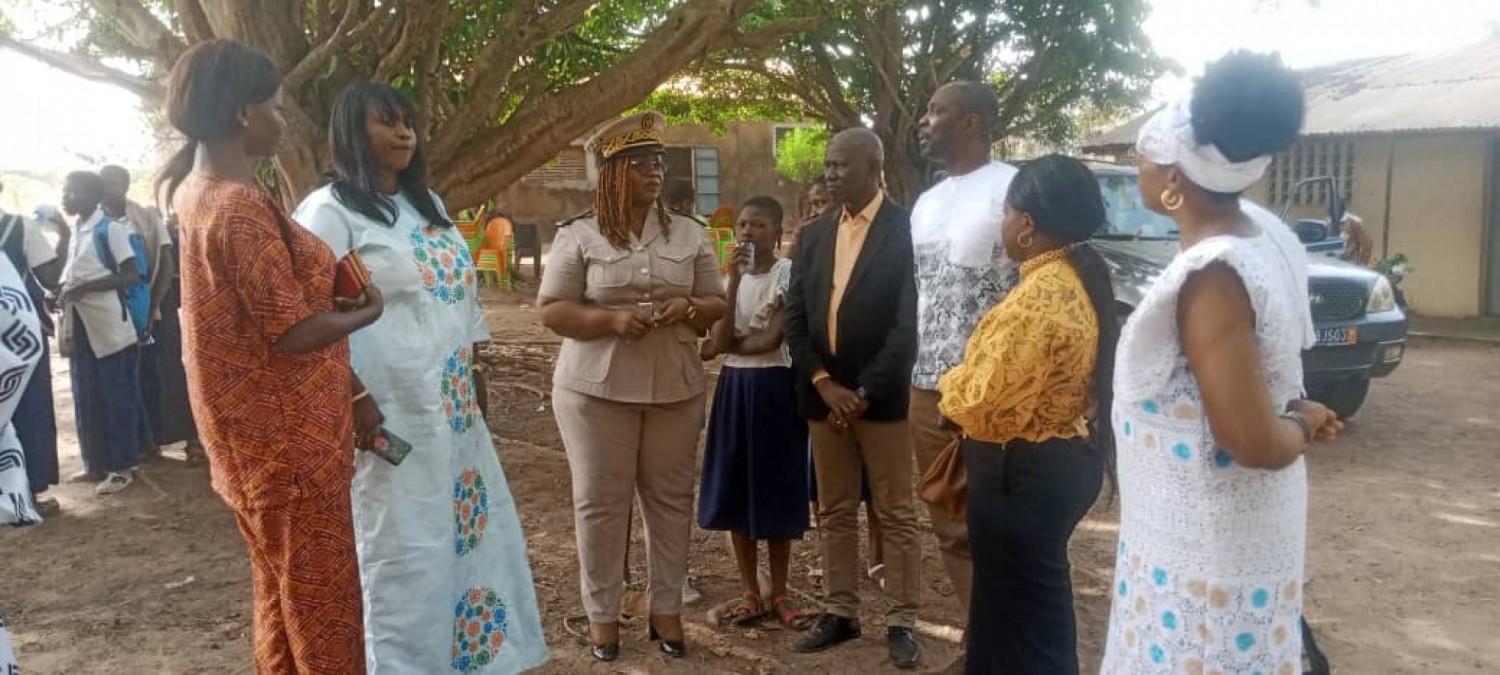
[1088,164,1406,418]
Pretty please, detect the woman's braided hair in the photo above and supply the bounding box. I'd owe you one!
[595,155,672,250]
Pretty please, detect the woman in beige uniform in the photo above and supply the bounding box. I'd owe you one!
[538,112,726,662]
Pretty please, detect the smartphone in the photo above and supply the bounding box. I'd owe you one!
[367,427,413,466]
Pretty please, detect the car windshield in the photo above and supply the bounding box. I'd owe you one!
[1095,172,1179,240]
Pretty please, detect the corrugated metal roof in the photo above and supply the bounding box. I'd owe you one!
[1082,38,1500,151]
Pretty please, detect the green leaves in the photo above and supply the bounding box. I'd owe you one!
[774,126,827,185]
[648,0,1166,200]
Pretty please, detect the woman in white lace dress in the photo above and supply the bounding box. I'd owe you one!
[1101,52,1343,675]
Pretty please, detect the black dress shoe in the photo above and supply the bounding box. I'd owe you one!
[888,626,922,670]
[793,614,861,653]
[648,623,688,658]
[589,642,619,662]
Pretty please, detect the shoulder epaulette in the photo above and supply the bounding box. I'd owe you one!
[670,208,709,227]
[557,209,595,228]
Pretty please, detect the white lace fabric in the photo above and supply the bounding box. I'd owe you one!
[1102,205,1316,675]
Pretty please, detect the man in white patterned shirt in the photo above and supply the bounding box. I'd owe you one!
[909,81,1018,672]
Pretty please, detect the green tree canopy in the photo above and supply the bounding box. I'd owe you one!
[652,0,1166,202]
[0,0,818,209]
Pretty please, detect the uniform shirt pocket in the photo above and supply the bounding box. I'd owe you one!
[584,243,634,289]
[655,246,697,288]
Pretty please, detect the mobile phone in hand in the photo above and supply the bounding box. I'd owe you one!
[368,427,412,466]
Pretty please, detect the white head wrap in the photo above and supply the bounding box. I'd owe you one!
[1135,96,1272,194]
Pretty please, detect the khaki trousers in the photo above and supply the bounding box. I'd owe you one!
[810,419,922,627]
[553,387,703,623]
[909,386,973,617]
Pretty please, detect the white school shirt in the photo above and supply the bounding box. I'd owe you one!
[62,209,138,358]
[0,210,58,270]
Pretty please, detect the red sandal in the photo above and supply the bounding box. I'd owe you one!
[770,594,815,630]
[724,591,768,627]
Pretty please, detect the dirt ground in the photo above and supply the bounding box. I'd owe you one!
[4,287,1498,674]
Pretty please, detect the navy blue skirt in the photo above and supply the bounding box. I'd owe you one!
[141,278,197,445]
[698,366,810,540]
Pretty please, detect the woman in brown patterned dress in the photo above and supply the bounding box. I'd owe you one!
[158,40,383,674]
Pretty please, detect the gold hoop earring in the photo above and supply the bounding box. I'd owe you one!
[1161,189,1184,212]
[1017,231,1035,250]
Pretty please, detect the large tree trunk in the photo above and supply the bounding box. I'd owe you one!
[872,106,935,206]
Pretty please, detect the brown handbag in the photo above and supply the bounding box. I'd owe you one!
[917,437,967,517]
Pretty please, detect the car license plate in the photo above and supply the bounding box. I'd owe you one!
[1316,326,1358,345]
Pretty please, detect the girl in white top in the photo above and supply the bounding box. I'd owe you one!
[697,196,815,629]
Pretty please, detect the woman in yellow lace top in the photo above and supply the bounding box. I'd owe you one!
[936,154,1119,674]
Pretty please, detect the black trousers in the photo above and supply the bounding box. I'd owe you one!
[963,437,1103,675]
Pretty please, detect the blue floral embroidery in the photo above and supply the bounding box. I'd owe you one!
[1236,632,1257,652]
[452,588,509,672]
[1171,442,1193,460]
[1213,447,1235,469]
[411,225,477,305]
[453,469,489,556]
[441,346,479,433]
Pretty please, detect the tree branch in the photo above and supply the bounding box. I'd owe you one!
[434,0,816,209]
[726,16,821,50]
[720,61,829,118]
[284,0,377,91]
[432,0,594,160]
[0,34,163,103]
[84,0,187,63]
[808,45,862,127]
[861,4,917,131]
[995,33,1071,137]
[176,0,213,43]
[375,0,447,82]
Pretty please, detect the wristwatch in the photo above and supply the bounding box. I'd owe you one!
[855,386,869,400]
[1280,410,1313,442]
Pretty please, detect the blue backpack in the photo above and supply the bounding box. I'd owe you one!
[92,216,153,340]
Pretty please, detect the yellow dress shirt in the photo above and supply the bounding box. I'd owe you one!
[828,191,884,352]
[937,248,1099,444]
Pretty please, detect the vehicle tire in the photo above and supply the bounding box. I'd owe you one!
[1309,378,1370,419]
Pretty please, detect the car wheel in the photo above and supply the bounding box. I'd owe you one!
[1309,378,1370,419]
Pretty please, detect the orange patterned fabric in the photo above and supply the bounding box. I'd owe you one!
[177,174,364,673]
[235,485,366,674]
[175,174,355,510]
[937,248,1098,445]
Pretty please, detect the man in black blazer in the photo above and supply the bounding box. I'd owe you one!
[784,128,922,669]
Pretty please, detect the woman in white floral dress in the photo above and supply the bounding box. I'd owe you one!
[296,83,547,674]
[1102,52,1342,675]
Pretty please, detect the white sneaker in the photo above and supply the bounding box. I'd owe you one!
[95,472,133,495]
